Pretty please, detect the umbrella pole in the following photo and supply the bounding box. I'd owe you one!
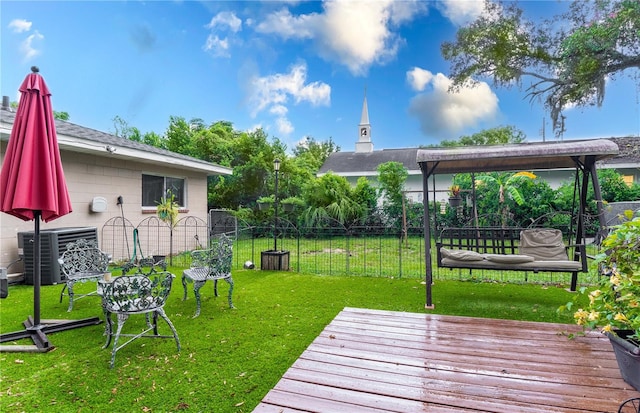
[22,210,50,349]
[33,211,41,327]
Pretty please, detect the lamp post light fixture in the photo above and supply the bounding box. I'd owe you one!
[273,158,281,251]
[260,158,289,271]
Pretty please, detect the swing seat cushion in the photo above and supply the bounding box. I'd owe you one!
[518,229,569,261]
[436,227,587,274]
[439,248,485,261]
[484,254,534,264]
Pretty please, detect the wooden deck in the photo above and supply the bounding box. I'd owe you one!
[254,307,640,412]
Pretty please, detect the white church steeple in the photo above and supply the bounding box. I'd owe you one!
[355,88,373,153]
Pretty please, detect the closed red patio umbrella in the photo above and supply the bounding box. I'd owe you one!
[0,67,100,351]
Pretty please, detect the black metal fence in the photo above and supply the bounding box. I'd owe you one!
[101,215,601,286]
[231,221,600,286]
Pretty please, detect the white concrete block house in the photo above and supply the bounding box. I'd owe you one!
[319,94,639,204]
[0,103,232,275]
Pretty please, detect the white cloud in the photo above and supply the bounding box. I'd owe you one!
[254,8,316,39]
[20,31,44,61]
[249,62,330,116]
[270,104,288,117]
[203,34,230,57]
[247,123,263,133]
[203,11,242,57]
[407,68,499,137]
[255,0,427,75]
[205,11,242,33]
[9,19,32,33]
[248,62,330,137]
[406,67,434,92]
[276,117,294,135]
[270,105,294,136]
[8,19,42,61]
[437,0,484,26]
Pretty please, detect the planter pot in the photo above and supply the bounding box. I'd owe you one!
[606,330,640,391]
[257,202,271,211]
[448,196,462,207]
[152,255,166,265]
[261,250,290,271]
[282,203,294,212]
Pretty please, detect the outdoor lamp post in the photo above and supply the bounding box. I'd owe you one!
[273,158,280,251]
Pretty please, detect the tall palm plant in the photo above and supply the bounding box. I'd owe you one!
[475,171,537,227]
[301,173,365,227]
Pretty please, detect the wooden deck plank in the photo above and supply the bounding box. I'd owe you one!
[255,307,640,412]
[281,368,593,413]
[286,357,626,412]
[310,334,622,380]
[319,325,617,368]
[294,351,630,400]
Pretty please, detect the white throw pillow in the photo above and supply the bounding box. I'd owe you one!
[440,248,485,261]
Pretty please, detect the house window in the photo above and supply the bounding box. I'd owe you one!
[622,175,634,187]
[142,174,185,208]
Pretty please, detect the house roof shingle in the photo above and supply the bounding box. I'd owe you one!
[318,148,420,176]
[601,137,640,165]
[318,137,638,177]
[0,109,232,176]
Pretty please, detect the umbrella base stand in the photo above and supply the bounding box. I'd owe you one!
[0,316,102,352]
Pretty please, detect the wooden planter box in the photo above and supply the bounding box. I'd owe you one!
[261,250,290,271]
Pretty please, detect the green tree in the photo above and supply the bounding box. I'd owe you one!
[439,126,526,147]
[510,178,556,226]
[442,0,640,133]
[293,137,340,172]
[192,121,235,166]
[208,128,280,210]
[556,168,640,217]
[128,127,142,142]
[111,115,137,140]
[142,131,165,149]
[475,171,537,226]
[54,111,69,121]
[377,162,409,229]
[300,173,363,227]
[598,168,637,203]
[10,100,69,121]
[352,177,380,225]
[165,116,195,156]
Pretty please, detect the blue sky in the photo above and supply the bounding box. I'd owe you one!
[2,0,639,152]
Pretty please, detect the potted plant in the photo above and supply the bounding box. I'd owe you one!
[281,196,302,212]
[257,196,274,211]
[157,192,179,227]
[564,211,640,390]
[156,192,179,265]
[448,185,462,207]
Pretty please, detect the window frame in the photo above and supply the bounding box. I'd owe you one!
[141,173,187,211]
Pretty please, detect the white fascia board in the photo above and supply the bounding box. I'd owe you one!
[317,171,378,177]
[317,169,421,177]
[598,162,639,169]
[56,135,232,176]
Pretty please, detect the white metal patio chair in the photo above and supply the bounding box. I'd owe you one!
[182,233,234,318]
[101,270,180,368]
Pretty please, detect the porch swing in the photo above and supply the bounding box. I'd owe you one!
[416,139,619,308]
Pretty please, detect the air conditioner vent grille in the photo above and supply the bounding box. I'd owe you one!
[17,227,98,285]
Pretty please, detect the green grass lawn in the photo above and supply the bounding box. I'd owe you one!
[0,269,588,413]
